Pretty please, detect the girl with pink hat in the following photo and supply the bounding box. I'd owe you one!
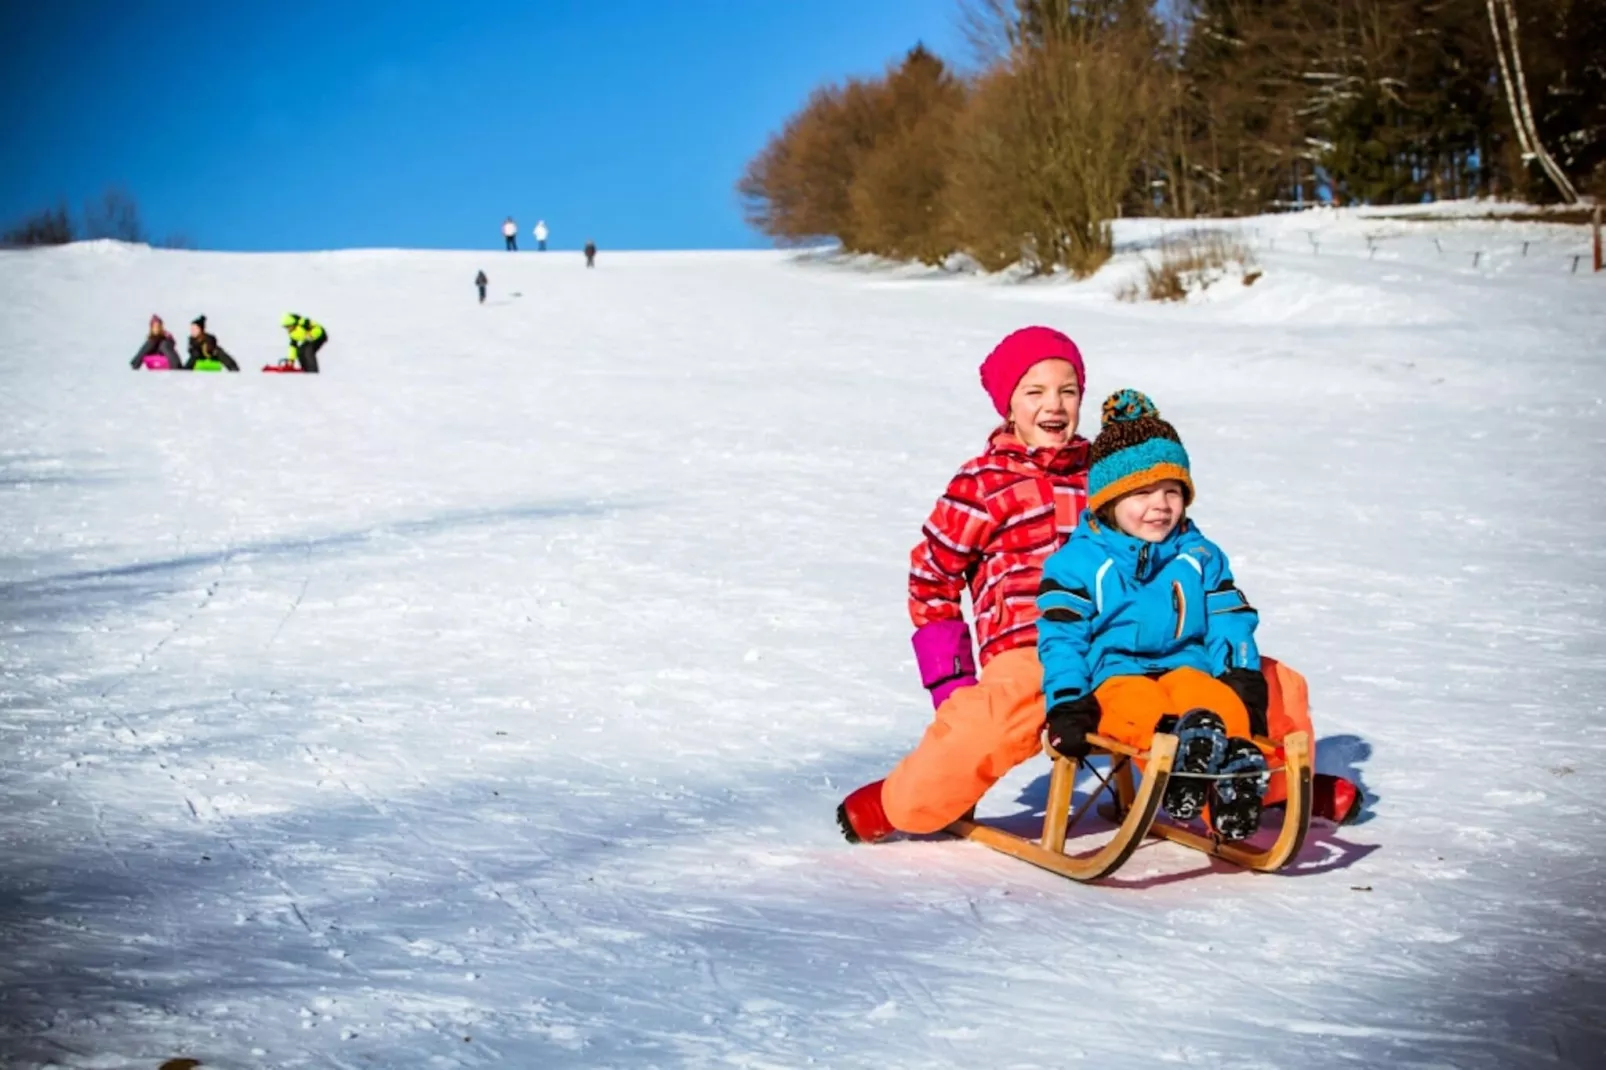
[837,325,1094,842]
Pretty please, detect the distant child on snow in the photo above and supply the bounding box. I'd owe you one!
[534,220,549,251]
[1036,390,1271,840]
[584,240,597,268]
[837,326,1092,842]
[476,270,489,304]
[129,315,181,369]
[185,316,240,371]
[281,313,328,373]
[503,217,518,251]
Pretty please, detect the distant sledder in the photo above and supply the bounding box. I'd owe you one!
[186,316,240,371]
[264,313,328,373]
[130,315,181,370]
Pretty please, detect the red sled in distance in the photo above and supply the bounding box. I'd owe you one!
[261,362,305,374]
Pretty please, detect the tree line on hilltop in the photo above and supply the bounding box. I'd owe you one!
[3,187,192,249]
[738,0,1606,276]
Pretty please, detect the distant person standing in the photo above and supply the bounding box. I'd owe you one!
[475,270,488,304]
[584,239,596,268]
[502,217,518,251]
[534,220,549,252]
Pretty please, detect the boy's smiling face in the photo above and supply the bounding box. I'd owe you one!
[1007,359,1082,448]
[1111,480,1187,543]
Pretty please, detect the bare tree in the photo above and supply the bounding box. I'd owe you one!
[1488,0,1579,203]
[83,186,146,242]
[948,14,1161,275]
[2,202,74,246]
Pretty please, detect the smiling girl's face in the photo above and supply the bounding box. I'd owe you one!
[1008,359,1082,448]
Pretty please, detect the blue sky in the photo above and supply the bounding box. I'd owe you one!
[0,1,965,251]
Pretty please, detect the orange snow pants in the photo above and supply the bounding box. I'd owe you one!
[1098,658,1314,808]
[882,647,1046,835]
[880,650,1313,835]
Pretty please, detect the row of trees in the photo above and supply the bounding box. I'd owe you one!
[2,187,192,248]
[739,0,1605,276]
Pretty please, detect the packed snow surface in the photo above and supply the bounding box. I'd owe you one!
[2,209,1604,1068]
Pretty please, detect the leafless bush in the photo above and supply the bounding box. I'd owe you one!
[1124,232,1260,302]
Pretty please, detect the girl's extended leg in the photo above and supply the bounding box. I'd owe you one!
[881,647,1046,835]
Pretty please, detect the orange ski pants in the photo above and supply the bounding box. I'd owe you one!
[882,647,1046,835]
[1093,667,1252,749]
[880,651,1313,835]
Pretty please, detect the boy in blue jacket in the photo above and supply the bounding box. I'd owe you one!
[1037,390,1270,840]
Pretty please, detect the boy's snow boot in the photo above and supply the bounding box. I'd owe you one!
[1209,738,1270,842]
[837,780,896,844]
[1157,709,1227,821]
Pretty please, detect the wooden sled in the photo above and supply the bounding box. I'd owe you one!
[947,730,1313,883]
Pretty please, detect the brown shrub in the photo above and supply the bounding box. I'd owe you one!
[1137,232,1258,302]
[947,22,1162,276]
[738,79,889,249]
[848,47,967,264]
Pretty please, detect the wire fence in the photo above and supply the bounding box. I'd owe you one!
[1133,219,1602,278]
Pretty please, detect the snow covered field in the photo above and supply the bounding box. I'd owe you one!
[2,209,1604,1068]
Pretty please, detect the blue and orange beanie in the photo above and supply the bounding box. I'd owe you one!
[1087,389,1193,515]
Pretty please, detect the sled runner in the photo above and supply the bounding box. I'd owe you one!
[947,729,1312,883]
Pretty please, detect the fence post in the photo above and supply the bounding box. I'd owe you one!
[1594,205,1602,272]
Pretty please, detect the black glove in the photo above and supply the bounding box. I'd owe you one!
[1046,693,1102,759]
[1218,667,1269,738]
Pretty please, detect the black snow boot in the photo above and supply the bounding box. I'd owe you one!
[1210,738,1270,842]
[1157,709,1227,821]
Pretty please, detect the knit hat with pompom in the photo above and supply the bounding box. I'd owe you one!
[1087,389,1193,514]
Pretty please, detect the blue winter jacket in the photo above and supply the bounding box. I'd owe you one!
[1037,511,1259,711]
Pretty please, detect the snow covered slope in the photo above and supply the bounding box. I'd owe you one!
[2,211,1604,1068]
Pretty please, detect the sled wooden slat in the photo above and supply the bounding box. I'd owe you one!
[1140,731,1313,872]
[948,729,1314,883]
[948,734,1177,883]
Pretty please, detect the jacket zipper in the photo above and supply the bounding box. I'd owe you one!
[1136,544,1149,580]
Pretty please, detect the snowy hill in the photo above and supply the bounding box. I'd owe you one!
[2,209,1604,1068]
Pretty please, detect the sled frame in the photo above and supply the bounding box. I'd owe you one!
[947,732,1177,882]
[946,730,1313,882]
[1116,730,1313,872]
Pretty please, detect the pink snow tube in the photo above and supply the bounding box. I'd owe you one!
[142,354,172,370]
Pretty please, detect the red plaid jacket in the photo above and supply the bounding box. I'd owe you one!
[909,429,1091,666]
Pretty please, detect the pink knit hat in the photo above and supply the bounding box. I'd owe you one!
[978,326,1086,416]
